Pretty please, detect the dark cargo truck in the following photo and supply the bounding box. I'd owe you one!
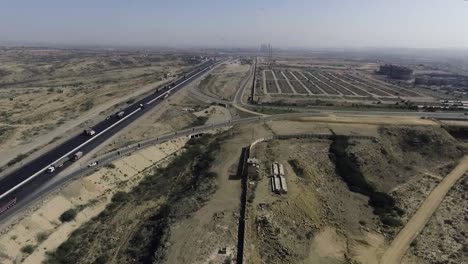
[72,151,83,161]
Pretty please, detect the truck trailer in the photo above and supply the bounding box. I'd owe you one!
[83,128,95,136]
[46,156,70,173]
[72,151,83,161]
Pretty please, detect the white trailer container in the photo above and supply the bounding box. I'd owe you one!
[278,163,285,176]
[272,162,279,177]
[274,176,281,194]
[279,176,288,194]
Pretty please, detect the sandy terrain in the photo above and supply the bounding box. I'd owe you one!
[0,48,198,171]
[199,60,250,101]
[402,174,468,264]
[97,88,231,155]
[380,155,468,264]
[0,138,188,263]
[266,115,437,137]
[240,117,465,264]
[246,137,388,264]
[164,123,272,264]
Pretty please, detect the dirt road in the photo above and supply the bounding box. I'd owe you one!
[380,155,468,264]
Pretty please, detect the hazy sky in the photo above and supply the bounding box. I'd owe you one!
[1,0,467,49]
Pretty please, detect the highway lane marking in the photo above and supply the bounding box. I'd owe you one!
[0,107,142,200]
[146,64,214,105]
[0,63,218,200]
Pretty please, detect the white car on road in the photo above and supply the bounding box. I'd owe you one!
[88,161,98,167]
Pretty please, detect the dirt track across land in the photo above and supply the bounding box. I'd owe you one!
[380,155,468,264]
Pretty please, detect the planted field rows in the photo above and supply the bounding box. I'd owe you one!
[341,74,392,97]
[352,75,421,97]
[318,71,357,96]
[273,70,294,93]
[264,70,279,93]
[295,72,325,94]
[348,74,401,96]
[306,71,340,95]
[260,69,422,98]
[283,71,309,94]
[326,72,371,96]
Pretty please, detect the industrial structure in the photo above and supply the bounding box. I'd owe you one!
[259,43,273,65]
[377,64,414,80]
[415,74,468,87]
[270,162,287,194]
[247,158,260,179]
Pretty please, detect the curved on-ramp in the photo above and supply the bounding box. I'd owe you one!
[380,155,468,264]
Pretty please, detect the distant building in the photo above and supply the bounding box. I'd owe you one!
[259,43,273,61]
[415,74,468,87]
[377,64,413,80]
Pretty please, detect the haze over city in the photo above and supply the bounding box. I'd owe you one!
[1,0,467,49]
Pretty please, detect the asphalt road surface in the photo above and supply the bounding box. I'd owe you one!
[0,59,218,216]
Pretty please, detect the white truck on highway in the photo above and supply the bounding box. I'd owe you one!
[46,157,69,173]
[116,111,125,118]
[84,128,95,136]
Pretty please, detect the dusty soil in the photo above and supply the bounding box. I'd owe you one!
[0,138,188,264]
[199,60,250,101]
[38,130,238,264]
[163,124,272,264]
[402,173,468,264]
[1,109,465,264]
[246,138,386,264]
[0,48,199,170]
[242,118,466,263]
[385,165,468,264]
[97,87,232,155]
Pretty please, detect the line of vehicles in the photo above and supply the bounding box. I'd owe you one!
[45,68,187,175]
[0,59,217,217]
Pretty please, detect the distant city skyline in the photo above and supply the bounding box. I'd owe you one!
[1,0,467,49]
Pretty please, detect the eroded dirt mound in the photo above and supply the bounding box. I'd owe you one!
[255,195,321,263]
[351,126,464,193]
[247,125,466,264]
[404,174,468,264]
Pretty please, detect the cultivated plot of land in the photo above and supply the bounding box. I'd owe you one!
[293,71,325,94]
[272,70,294,94]
[353,74,421,97]
[283,71,309,94]
[259,68,427,99]
[306,71,341,95]
[264,70,279,94]
[326,72,370,96]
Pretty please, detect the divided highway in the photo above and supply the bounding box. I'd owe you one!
[0,59,219,216]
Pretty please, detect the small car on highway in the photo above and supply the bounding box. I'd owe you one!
[88,161,98,167]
